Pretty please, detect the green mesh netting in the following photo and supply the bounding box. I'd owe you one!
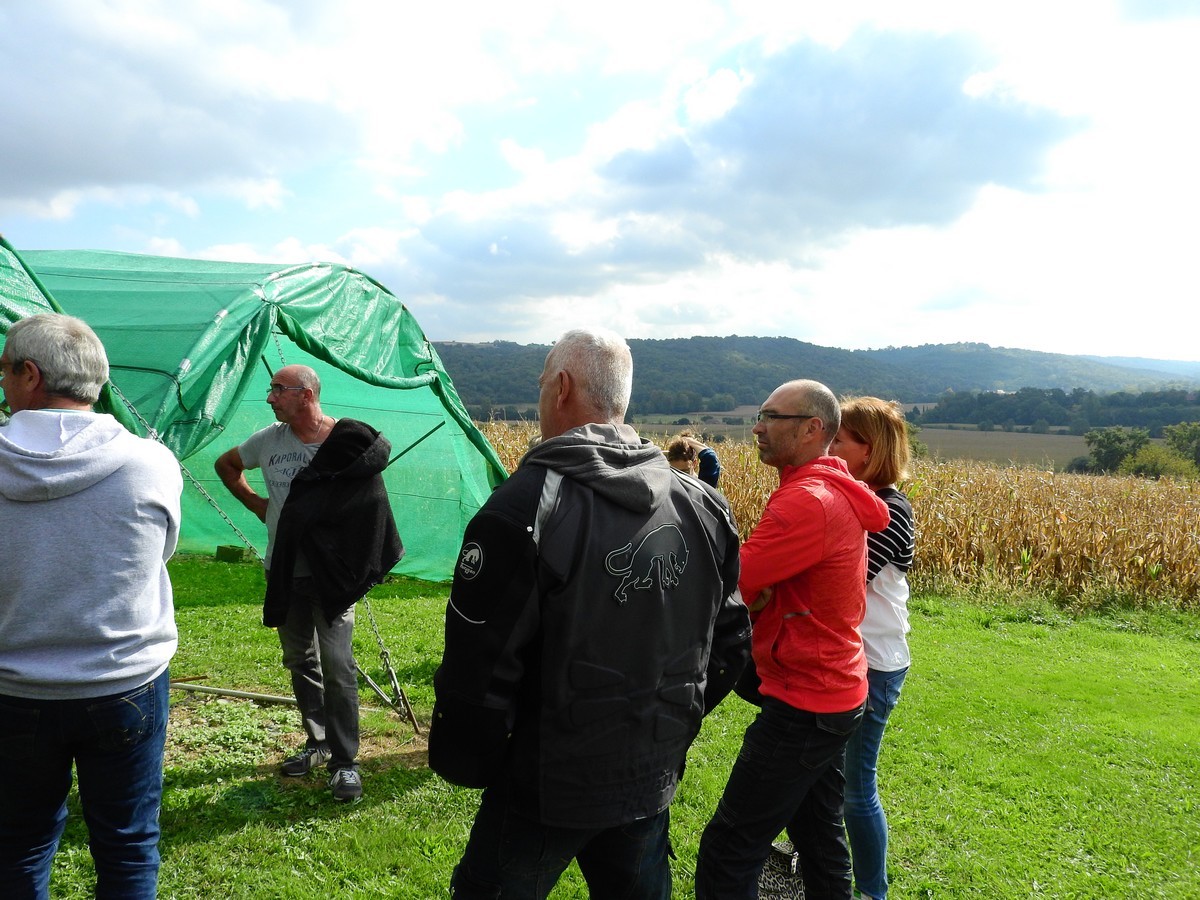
[1,237,506,582]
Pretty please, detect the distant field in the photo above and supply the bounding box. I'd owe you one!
[632,406,759,444]
[632,410,1090,469]
[916,428,1088,468]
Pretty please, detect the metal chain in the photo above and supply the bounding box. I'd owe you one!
[360,591,421,733]
[271,330,288,367]
[105,381,263,561]
[108,376,418,730]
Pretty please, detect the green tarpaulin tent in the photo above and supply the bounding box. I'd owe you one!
[0,236,506,582]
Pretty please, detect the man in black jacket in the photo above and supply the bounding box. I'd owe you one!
[215,364,401,803]
[430,328,751,898]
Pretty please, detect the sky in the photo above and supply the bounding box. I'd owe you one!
[3,0,1198,360]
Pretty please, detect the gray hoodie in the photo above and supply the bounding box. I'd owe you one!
[0,410,182,699]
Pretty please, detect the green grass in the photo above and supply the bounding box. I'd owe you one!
[46,557,1200,898]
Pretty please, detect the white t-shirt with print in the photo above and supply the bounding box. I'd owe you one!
[238,422,322,569]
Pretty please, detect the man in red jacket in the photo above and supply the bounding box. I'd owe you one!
[696,379,891,900]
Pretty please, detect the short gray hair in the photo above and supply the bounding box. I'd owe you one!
[547,328,633,420]
[4,313,109,404]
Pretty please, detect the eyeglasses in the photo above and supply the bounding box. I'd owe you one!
[755,411,817,423]
[267,384,306,396]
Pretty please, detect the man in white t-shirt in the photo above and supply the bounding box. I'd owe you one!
[215,364,374,802]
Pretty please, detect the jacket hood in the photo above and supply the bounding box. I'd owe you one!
[522,422,673,514]
[0,410,143,502]
[294,418,392,482]
[785,455,891,533]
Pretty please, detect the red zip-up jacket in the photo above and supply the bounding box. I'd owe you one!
[740,455,890,713]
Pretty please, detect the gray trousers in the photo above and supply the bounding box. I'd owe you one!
[276,576,359,770]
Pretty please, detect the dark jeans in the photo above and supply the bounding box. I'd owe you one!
[0,668,170,900]
[695,697,865,900]
[276,576,359,770]
[452,782,672,899]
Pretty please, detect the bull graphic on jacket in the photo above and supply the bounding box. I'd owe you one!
[604,524,689,603]
[429,422,751,830]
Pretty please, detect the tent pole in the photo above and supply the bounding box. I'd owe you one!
[170,681,297,706]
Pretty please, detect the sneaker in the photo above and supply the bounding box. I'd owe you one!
[329,766,363,803]
[279,746,331,777]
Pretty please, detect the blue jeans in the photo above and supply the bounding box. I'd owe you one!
[0,668,170,900]
[451,781,672,899]
[695,697,865,900]
[844,667,908,900]
[277,577,359,770]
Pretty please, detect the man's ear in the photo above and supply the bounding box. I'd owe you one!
[811,420,835,453]
[21,359,44,389]
[554,369,572,409]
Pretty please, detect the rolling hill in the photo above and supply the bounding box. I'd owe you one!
[434,337,1199,410]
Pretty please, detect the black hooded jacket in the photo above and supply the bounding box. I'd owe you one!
[429,423,750,829]
[263,418,403,626]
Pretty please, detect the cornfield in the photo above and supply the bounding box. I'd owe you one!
[479,423,1200,610]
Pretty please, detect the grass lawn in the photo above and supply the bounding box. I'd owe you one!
[46,557,1200,898]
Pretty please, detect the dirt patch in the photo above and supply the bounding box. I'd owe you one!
[166,691,428,770]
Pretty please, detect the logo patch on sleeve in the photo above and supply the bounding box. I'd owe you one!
[458,542,484,580]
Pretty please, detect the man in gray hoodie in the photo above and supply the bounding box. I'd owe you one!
[0,313,182,900]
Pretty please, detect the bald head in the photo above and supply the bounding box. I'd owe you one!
[751,379,840,470]
[276,364,321,399]
[780,380,839,440]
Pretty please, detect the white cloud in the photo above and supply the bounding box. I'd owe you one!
[145,236,187,257]
[5,190,88,222]
[499,140,547,176]
[550,212,620,255]
[3,0,1199,362]
[211,178,290,212]
[683,68,752,124]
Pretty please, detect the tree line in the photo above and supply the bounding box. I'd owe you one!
[912,387,1200,436]
[1070,423,1200,480]
[434,337,1200,420]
